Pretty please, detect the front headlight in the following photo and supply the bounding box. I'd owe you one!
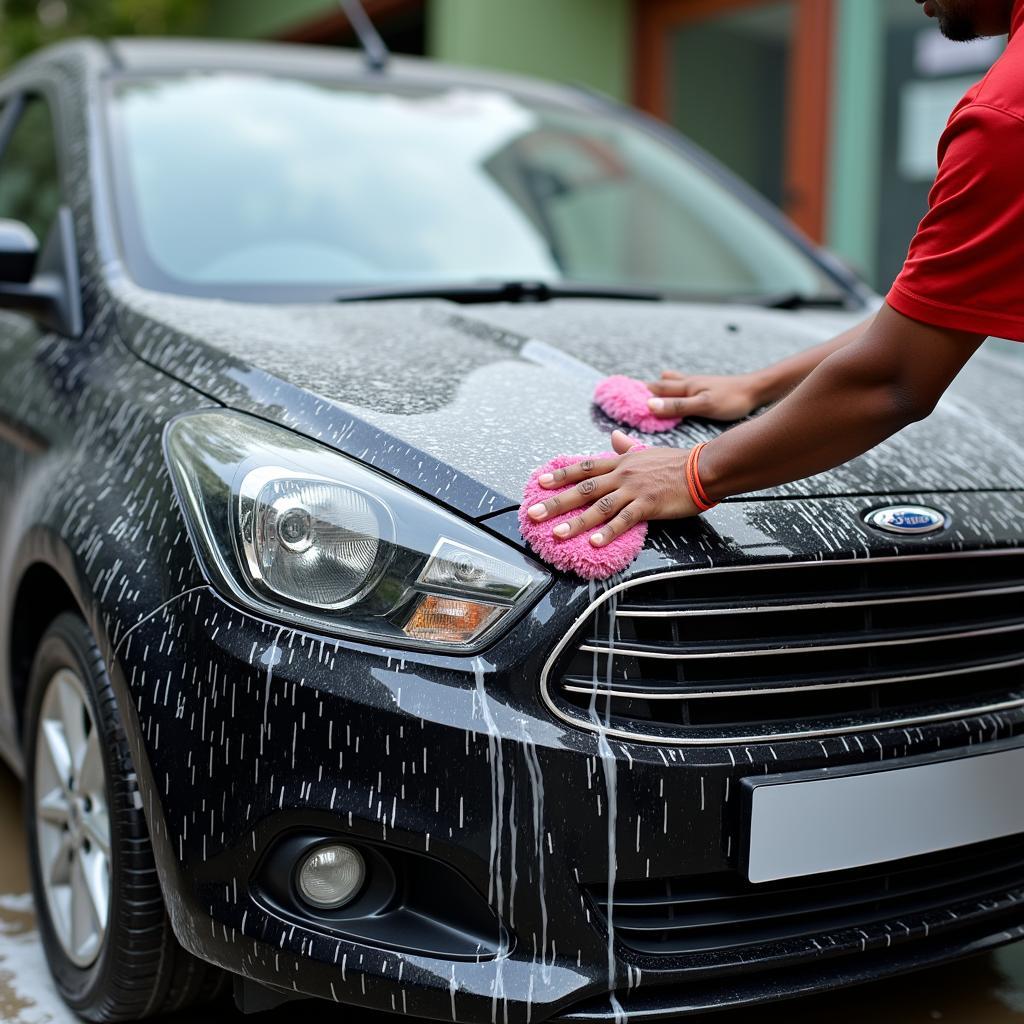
[165,411,549,650]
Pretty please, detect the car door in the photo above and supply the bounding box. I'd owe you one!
[0,89,66,761]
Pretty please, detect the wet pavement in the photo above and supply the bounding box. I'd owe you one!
[2,761,1024,1024]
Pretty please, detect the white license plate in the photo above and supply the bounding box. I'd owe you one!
[742,741,1024,884]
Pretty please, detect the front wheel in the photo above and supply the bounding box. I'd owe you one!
[23,612,225,1020]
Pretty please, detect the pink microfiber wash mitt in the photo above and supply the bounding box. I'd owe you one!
[594,375,681,433]
[519,451,648,580]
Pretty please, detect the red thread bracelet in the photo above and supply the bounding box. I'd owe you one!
[685,442,717,513]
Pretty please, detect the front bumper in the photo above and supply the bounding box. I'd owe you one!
[109,493,1024,1023]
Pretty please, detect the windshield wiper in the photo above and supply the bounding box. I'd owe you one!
[333,280,665,304]
[744,291,853,310]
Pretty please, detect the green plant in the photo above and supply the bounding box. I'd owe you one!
[0,0,205,69]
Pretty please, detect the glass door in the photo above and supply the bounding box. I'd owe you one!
[634,0,833,241]
[669,2,794,208]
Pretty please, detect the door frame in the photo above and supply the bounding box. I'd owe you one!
[632,0,835,241]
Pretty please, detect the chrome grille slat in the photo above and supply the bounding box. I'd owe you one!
[561,655,1024,701]
[579,619,1024,660]
[551,697,1024,747]
[588,835,1024,957]
[540,550,1024,745]
[615,582,1024,618]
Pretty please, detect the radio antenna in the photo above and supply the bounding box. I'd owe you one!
[338,0,390,72]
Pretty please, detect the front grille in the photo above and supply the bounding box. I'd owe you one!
[543,551,1024,744]
[588,834,1024,958]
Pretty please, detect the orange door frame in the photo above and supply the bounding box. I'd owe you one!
[632,0,835,241]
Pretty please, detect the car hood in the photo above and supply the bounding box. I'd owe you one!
[116,285,1024,517]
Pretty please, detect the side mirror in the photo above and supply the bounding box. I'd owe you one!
[0,208,82,337]
[0,219,39,284]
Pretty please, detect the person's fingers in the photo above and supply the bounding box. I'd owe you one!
[590,499,648,547]
[551,488,628,539]
[527,473,617,521]
[611,429,642,455]
[646,379,691,396]
[647,393,709,419]
[660,370,686,380]
[538,456,618,490]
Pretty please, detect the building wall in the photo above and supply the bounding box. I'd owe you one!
[203,0,631,100]
[204,0,334,39]
[428,0,631,99]
[830,0,1004,288]
[828,0,885,285]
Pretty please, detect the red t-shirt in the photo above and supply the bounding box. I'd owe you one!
[887,1,1024,341]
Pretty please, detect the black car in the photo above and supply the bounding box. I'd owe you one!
[1,35,1024,1024]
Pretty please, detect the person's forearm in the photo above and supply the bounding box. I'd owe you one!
[747,315,874,406]
[700,308,983,500]
[527,308,983,543]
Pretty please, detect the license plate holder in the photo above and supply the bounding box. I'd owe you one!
[742,738,1024,884]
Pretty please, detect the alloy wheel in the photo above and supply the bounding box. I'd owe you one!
[33,667,111,968]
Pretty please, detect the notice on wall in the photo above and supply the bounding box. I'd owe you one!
[899,75,980,182]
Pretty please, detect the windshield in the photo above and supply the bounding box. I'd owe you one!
[107,73,844,303]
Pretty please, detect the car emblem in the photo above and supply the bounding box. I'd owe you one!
[864,505,948,536]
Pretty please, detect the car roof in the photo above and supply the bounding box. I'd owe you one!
[98,37,598,112]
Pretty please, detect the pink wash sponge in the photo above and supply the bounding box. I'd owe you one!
[594,375,681,433]
[519,451,648,581]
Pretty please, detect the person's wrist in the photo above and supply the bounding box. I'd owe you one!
[742,368,782,410]
[695,440,725,504]
[685,442,718,511]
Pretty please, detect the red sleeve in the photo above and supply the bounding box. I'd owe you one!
[887,103,1024,342]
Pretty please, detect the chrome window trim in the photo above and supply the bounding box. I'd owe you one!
[539,549,1024,747]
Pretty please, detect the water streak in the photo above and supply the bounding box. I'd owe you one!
[522,722,550,982]
[473,658,505,915]
[588,583,627,1023]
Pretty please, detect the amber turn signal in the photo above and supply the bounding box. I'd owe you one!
[402,594,504,645]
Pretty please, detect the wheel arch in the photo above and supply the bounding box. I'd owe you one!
[3,526,128,768]
[9,562,80,747]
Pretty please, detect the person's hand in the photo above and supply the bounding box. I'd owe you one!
[645,370,763,422]
[526,430,699,547]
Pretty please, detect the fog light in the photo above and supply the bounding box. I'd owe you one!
[296,843,365,909]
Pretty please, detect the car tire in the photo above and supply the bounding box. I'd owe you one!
[23,611,226,1021]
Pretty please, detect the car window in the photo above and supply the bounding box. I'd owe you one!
[0,95,61,245]
[109,74,843,303]
[489,123,784,294]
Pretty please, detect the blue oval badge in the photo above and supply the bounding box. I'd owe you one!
[865,505,948,536]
